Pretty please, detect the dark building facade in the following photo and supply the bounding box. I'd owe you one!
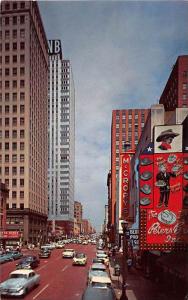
[159,55,188,111]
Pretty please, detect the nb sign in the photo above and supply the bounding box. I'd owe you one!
[48,40,62,55]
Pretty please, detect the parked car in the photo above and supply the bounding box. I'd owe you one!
[39,250,51,258]
[16,255,40,269]
[41,244,55,251]
[56,242,65,249]
[62,249,75,258]
[92,258,104,264]
[88,263,107,283]
[0,269,40,297]
[73,253,87,266]
[90,275,112,287]
[82,286,116,300]
[96,253,109,266]
[8,251,23,260]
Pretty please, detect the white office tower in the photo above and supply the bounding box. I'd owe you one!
[48,40,75,233]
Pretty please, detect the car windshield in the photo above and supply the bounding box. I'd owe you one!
[10,274,27,279]
[91,282,111,288]
[75,253,85,258]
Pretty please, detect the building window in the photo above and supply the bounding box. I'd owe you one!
[13,80,17,88]
[5,167,9,175]
[20,167,24,174]
[5,118,9,126]
[5,155,9,162]
[20,154,24,162]
[20,80,24,88]
[5,81,10,88]
[5,143,9,150]
[20,55,25,63]
[20,142,24,150]
[5,43,10,51]
[13,2,18,9]
[12,191,17,198]
[12,142,17,150]
[12,130,17,138]
[5,30,10,39]
[13,42,17,50]
[20,130,24,138]
[20,67,24,75]
[12,154,17,162]
[5,130,9,138]
[20,16,25,24]
[13,93,17,101]
[12,118,17,125]
[13,30,17,38]
[12,179,17,187]
[20,202,24,209]
[13,68,17,76]
[13,55,17,63]
[13,16,17,25]
[20,92,24,101]
[13,105,17,113]
[20,29,25,38]
[20,2,25,9]
[20,117,24,125]
[12,167,17,175]
[20,179,24,186]
[5,69,9,76]
[5,17,9,25]
[5,56,10,63]
[20,42,25,50]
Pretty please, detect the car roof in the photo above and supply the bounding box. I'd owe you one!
[82,286,115,300]
[91,276,111,284]
[10,269,34,275]
[91,263,106,269]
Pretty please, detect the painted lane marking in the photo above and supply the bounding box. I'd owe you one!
[61,265,68,272]
[32,284,49,300]
[37,264,47,271]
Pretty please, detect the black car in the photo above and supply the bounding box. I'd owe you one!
[82,286,116,300]
[16,255,40,269]
[92,258,104,264]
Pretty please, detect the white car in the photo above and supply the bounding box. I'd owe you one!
[73,253,87,265]
[96,253,109,266]
[0,269,40,297]
[62,249,75,258]
[90,275,112,288]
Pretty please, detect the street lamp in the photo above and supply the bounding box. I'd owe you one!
[120,220,129,300]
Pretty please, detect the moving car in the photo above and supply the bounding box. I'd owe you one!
[8,251,23,260]
[39,249,51,258]
[41,244,55,251]
[62,249,75,258]
[16,255,40,269]
[73,253,87,266]
[82,286,116,300]
[0,269,40,297]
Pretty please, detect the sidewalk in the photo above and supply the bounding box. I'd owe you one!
[109,255,181,300]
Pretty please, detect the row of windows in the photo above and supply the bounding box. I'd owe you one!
[0,54,25,64]
[0,80,25,89]
[0,67,25,77]
[0,176,25,188]
[3,1,25,11]
[0,118,25,126]
[0,165,24,174]
[0,29,25,40]
[2,15,25,26]
[0,143,25,153]
[0,92,25,102]
[0,105,25,113]
[0,154,25,162]
[0,142,25,151]
[0,42,25,52]
[6,191,25,199]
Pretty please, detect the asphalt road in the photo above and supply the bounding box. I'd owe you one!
[0,244,96,300]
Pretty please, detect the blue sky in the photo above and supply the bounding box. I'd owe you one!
[39,0,188,231]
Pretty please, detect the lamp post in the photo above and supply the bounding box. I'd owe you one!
[120,220,129,300]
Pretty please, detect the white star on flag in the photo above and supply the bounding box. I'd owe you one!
[147,146,152,152]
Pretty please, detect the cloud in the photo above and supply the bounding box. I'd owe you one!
[39,1,188,231]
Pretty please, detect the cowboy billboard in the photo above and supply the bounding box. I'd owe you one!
[154,125,182,153]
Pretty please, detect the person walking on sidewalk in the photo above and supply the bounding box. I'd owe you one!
[127,257,132,272]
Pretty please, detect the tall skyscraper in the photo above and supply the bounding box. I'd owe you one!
[159,55,188,111]
[0,1,48,245]
[48,40,75,235]
[110,109,149,241]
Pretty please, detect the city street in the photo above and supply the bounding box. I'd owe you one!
[0,244,96,300]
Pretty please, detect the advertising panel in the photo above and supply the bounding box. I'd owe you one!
[0,231,20,238]
[154,125,182,153]
[139,142,188,250]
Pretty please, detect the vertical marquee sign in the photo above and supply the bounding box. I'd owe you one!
[119,151,134,220]
[139,125,188,251]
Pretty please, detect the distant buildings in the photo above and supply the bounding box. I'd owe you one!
[48,39,75,235]
[0,1,48,245]
[74,201,83,233]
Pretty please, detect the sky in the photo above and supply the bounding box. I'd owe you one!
[39,0,188,232]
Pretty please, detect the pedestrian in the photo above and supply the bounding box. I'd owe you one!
[127,257,132,272]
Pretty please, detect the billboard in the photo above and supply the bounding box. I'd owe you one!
[0,231,20,239]
[154,125,182,153]
[139,142,188,251]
